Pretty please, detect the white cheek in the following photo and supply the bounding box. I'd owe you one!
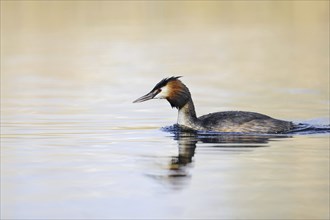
[154,86,169,99]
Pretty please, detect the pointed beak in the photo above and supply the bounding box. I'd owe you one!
[133,91,156,103]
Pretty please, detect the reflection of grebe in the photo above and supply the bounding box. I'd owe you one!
[146,127,289,190]
[134,77,294,134]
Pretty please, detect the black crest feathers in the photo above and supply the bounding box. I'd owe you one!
[152,76,182,91]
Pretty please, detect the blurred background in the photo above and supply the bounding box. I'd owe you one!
[1,1,329,219]
[2,1,329,120]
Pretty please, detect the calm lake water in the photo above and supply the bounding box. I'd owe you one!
[1,1,329,219]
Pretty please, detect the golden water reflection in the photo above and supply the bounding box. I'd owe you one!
[1,1,329,219]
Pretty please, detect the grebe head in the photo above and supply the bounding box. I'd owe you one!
[133,76,191,109]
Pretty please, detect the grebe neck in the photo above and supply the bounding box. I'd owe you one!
[177,98,199,129]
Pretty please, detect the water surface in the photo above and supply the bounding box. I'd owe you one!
[1,1,329,219]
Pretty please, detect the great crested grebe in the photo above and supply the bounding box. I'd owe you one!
[133,76,294,134]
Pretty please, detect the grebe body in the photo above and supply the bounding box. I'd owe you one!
[133,77,293,134]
